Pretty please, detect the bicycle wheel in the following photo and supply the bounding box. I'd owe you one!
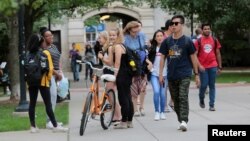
[100,89,116,129]
[79,92,92,136]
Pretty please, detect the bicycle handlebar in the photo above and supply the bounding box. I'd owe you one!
[76,60,117,72]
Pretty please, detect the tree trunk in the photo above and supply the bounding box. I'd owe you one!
[6,15,20,101]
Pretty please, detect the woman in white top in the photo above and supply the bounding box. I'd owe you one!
[148,30,168,120]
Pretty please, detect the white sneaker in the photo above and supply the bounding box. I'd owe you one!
[46,121,64,129]
[180,121,187,131]
[134,111,140,117]
[160,112,166,120]
[154,112,160,121]
[46,121,53,129]
[53,125,68,132]
[30,126,39,133]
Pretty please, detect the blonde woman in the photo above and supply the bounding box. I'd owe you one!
[99,29,134,129]
[97,31,122,125]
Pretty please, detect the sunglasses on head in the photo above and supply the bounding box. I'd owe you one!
[171,22,181,26]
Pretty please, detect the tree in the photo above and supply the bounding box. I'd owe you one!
[158,0,250,67]
[0,0,153,100]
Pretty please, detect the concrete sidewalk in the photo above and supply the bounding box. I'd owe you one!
[1,72,250,141]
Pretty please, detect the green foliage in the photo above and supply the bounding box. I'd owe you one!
[157,0,250,67]
[84,15,101,26]
[0,0,19,16]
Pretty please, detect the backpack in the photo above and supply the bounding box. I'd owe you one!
[24,50,49,86]
[124,44,147,76]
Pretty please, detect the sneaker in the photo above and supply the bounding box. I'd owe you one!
[154,112,160,121]
[140,108,145,116]
[209,107,216,111]
[127,121,133,128]
[160,112,166,120]
[180,121,187,131]
[46,121,63,129]
[113,122,128,129]
[134,111,140,117]
[53,125,68,132]
[46,121,53,129]
[30,126,39,133]
[199,100,205,108]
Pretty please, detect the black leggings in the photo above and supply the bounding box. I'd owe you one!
[116,73,133,122]
[28,86,57,127]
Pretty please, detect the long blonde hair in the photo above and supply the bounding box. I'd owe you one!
[109,28,124,52]
[98,31,110,52]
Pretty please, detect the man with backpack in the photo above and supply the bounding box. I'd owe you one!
[193,23,222,112]
[124,21,152,117]
[159,15,199,131]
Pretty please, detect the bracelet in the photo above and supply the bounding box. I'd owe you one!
[194,72,199,75]
[218,67,222,70]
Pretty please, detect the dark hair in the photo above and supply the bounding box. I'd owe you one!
[72,42,75,46]
[165,19,172,30]
[27,34,43,53]
[201,23,211,30]
[195,28,202,35]
[151,30,165,47]
[94,40,102,57]
[171,15,185,24]
[39,27,50,37]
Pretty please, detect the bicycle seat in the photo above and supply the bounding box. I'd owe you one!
[101,74,116,82]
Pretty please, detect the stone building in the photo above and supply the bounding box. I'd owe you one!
[49,2,192,71]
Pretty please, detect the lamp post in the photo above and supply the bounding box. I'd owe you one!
[15,2,29,112]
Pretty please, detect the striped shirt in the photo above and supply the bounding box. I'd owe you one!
[47,44,61,70]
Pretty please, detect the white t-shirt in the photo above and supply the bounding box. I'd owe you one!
[151,47,167,77]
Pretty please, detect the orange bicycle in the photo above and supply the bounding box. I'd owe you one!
[77,60,116,136]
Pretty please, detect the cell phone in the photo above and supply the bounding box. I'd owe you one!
[162,81,165,88]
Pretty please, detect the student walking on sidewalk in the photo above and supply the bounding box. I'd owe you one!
[193,23,222,111]
[159,15,199,132]
[148,30,168,121]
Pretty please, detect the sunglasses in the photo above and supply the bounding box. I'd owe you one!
[171,22,181,26]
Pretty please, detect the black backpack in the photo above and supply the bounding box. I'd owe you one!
[24,50,49,86]
[124,44,147,76]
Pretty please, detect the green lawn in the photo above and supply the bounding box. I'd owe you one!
[216,72,250,83]
[191,72,250,83]
[0,101,68,132]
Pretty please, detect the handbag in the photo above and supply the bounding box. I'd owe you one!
[57,73,69,98]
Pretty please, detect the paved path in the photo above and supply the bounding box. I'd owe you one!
[1,72,250,141]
